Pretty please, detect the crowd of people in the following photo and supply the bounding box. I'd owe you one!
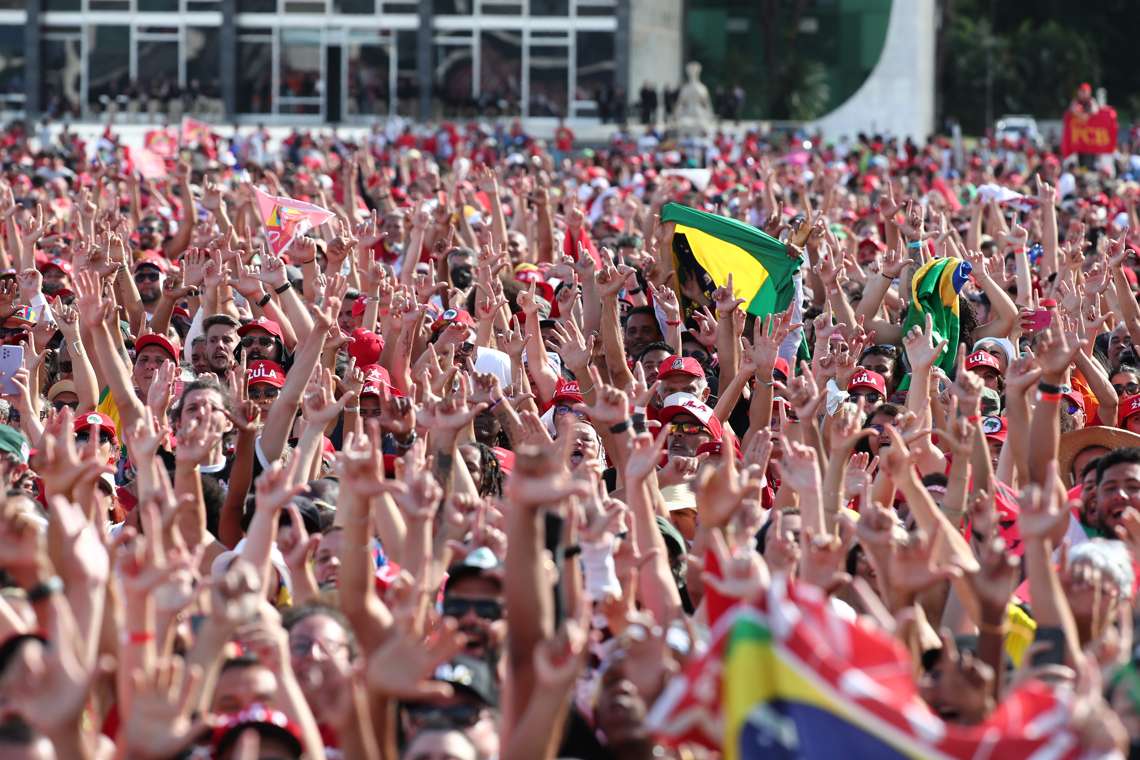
[0,110,1137,760]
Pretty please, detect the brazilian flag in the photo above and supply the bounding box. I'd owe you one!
[900,256,971,378]
[662,202,802,318]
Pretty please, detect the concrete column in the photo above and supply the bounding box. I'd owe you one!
[627,0,682,118]
[221,0,237,120]
[24,0,41,118]
[417,0,433,121]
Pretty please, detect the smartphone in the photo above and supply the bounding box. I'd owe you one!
[1023,309,1052,332]
[0,345,22,396]
[1030,626,1067,667]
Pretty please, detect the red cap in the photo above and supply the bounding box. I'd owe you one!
[348,328,384,367]
[1063,388,1085,414]
[773,357,790,379]
[135,333,178,361]
[238,316,283,340]
[659,392,724,441]
[74,412,118,444]
[361,363,396,397]
[133,253,169,273]
[848,369,887,396]
[857,237,886,252]
[551,379,584,406]
[209,704,303,754]
[1119,394,1140,425]
[1079,82,1092,93]
[981,415,1007,443]
[431,308,476,333]
[965,350,1002,374]
[39,257,72,276]
[351,297,368,318]
[491,446,515,474]
[247,360,286,388]
[657,355,705,381]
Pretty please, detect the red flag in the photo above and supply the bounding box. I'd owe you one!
[1062,107,1118,156]
[180,116,213,148]
[254,187,335,257]
[134,148,167,180]
[143,129,177,159]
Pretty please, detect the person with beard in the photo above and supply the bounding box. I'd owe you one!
[204,313,241,377]
[36,257,71,297]
[446,246,476,290]
[441,549,504,662]
[237,316,286,365]
[131,255,167,316]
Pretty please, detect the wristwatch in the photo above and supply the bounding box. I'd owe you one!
[26,576,63,604]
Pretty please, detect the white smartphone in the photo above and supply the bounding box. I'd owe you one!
[0,345,22,396]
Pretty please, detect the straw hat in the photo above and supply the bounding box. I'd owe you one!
[1057,425,1140,485]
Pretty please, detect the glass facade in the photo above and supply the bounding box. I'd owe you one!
[10,0,618,122]
[685,0,891,121]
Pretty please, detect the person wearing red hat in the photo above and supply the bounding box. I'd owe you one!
[247,359,286,414]
[37,256,72,296]
[132,254,168,313]
[133,332,180,398]
[847,369,887,407]
[659,392,724,459]
[1119,394,1140,434]
[348,328,384,367]
[75,411,119,465]
[964,350,1003,392]
[656,355,709,401]
[238,316,285,364]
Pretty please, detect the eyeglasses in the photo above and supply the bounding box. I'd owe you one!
[406,703,486,729]
[554,404,586,418]
[76,429,114,446]
[849,390,882,406]
[133,271,161,283]
[669,422,708,436]
[1065,401,1083,416]
[863,344,899,358]
[241,335,276,349]
[1114,382,1140,396]
[52,399,78,411]
[442,597,502,621]
[288,636,350,660]
[248,386,280,401]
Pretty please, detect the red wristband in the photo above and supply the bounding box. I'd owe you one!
[127,631,154,644]
[1038,391,1061,403]
[665,320,682,326]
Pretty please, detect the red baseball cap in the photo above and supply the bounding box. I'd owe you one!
[238,316,283,341]
[659,392,724,441]
[351,297,369,318]
[772,357,790,379]
[1063,388,1085,414]
[965,350,1002,374]
[857,237,886,253]
[133,253,169,273]
[38,256,72,276]
[981,415,1007,443]
[551,379,584,406]
[74,412,118,444]
[348,328,384,367]
[657,355,705,381]
[431,308,476,333]
[135,333,178,361]
[247,360,286,389]
[848,369,887,396]
[1119,394,1140,426]
[361,363,401,397]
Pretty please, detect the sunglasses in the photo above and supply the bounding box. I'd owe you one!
[864,344,899,358]
[554,404,586,418]
[849,390,882,406]
[406,703,485,729]
[52,399,79,411]
[248,386,280,401]
[0,327,26,339]
[1113,382,1140,396]
[133,271,161,283]
[670,421,708,436]
[76,429,114,446]
[441,597,502,621]
[241,335,276,349]
[1065,401,1083,416]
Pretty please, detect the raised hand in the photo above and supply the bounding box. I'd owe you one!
[367,618,467,700]
[903,312,948,371]
[122,659,208,760]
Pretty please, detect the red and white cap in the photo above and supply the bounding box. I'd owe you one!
[1119,394,1140,426]
[361,363,402,397]
[657,355,705,381]
[247,360,286,389]
[551,379,584,406]
[848,369,887,396]
[658,392,724,441]
[965,350,1002,373]
[981,415,1008,443]
[134,333,179,361]
[238,316,283,340]
[74,412,118,444]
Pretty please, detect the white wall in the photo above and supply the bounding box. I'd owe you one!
[809,0,936,142]
[628,0,683,111]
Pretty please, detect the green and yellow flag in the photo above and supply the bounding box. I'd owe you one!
[899,256,971,378]
[662,202,801,318]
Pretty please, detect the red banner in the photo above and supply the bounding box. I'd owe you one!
[253,186,335,256]
[1062,106,1118,156]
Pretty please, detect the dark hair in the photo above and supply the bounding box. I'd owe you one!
[282,602,358,659]
[635,341,676,361]
[755,507,800,555]
[462,441,504,497]
[625,305,657,323]
[1079,456,1103,481]
[1095,447,1140,485]
[221,654,265,673]
[203,314,240,332]
[201,474,224,539]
